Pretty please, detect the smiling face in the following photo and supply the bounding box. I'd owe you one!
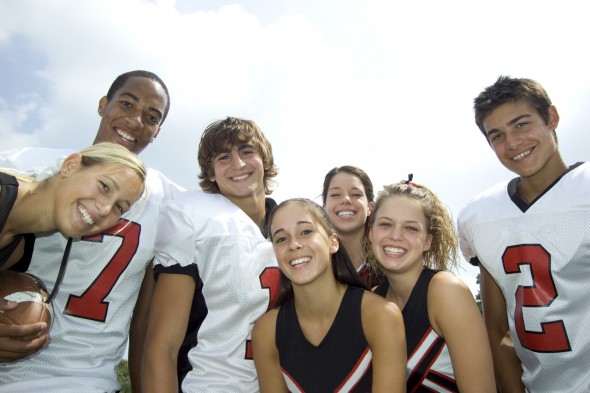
[94,76,168,154]
[56,160,144,237]
[369,196,432,275]
[483,100,562,181]
[323,172,373,236]
[270,202,339,286]
[210,144,266,203]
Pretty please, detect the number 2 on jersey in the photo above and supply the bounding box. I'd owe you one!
[503,244,571,352]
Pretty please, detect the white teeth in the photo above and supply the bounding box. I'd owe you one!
[116,128,136,142]
[384,246,404,255]
[513,149,531,161]
[232,174,248,181]
[290,257,311,266]
[78,205,95,226]
[337,211,354,217]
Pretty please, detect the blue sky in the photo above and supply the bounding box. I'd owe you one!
[1,0,589,290]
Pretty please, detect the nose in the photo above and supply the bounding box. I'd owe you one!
[505,130,522,150]
[125,110,143,129]
[230,151,246,169]
[341,193,352,204]
[288,237,302,251]
[389,225,403,240]
[96,197,115,217]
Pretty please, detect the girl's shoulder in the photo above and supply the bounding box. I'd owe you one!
[361,289,402,320]
[428,271,472,300]
[427,271,479,336]
[256,307,280,325]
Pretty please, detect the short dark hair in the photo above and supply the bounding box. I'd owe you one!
[198,117,278,194]
[106,70,170,125]
[474,75,552,136]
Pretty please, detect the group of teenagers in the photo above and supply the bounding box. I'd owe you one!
[0,70,588,393]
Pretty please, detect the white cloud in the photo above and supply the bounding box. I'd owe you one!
[1,0,590,294]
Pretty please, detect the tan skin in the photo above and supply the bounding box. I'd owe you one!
[0,76,168,393]
[369,196,495,392]
[479,100,567,391]
[484,101,566,203]
[479,266,525,392]
[142,272,194,392]
[0,157,142,258]
[210,144,267,228]
[252,203,406,392]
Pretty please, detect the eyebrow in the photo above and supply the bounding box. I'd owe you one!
[271,220,313,238]
[119,92,164,120]
[485,114,531,138]
[328,186,360,192]
[105,175,120,192]
[105,176,132,209]
[376,216,420,224]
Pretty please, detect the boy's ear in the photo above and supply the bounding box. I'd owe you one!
[98,96,108,117]
[548,104,560,131]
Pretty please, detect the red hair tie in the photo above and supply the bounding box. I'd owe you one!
[405,173,420,188]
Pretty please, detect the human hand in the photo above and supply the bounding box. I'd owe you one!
[0,297,49,362]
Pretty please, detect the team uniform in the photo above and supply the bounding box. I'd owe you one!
[356,261,384,288]
[0,147,183,393]
[457,162,590,393]
[276,286,373,393]
[375,268,457,392]
[153,190,279,392]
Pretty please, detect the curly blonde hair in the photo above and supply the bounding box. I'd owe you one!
[369,181,458,272]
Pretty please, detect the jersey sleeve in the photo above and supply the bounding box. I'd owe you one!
[153,198,198,270]
[145,167,186,201]
[457,206,479,266]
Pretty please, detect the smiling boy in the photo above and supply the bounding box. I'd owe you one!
[143,117,280,392]
[457,76,590,392]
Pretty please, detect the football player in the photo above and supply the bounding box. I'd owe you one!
[142,117,281,392]
[458,76,590,392]
[0,70,183,393]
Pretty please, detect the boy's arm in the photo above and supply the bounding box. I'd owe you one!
[480,264,525,393]
[128,263,155,393]
[142,273,194,393]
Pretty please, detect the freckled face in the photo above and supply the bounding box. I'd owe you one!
[369,196,432,274]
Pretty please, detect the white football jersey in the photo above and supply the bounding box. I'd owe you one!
[154,190,280,393]
[458,162,590,393]
[0,147,184,392]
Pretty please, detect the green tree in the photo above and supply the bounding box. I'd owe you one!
[117,360,131,393]
[475,273,482,313]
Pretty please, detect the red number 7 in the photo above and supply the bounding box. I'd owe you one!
[64,219,141,322]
